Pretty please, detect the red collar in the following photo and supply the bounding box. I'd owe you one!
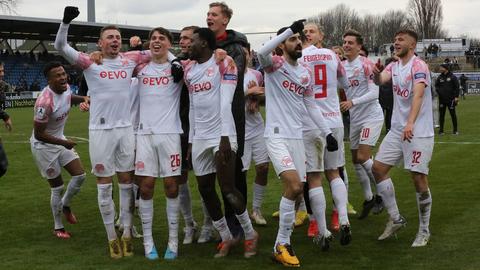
[216,31,227,42]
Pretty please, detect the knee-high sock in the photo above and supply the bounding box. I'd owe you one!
[139,198,154,253]
[339,167,349,191]
[178,183,194,227]
[275,197,295,247]
[309,187,327,235]
[361,159,377,192]
[166,197,179,253]
[51,185,64,230]
[97,183,117,241]
[201,198,213,227]
[119,183,133,238]
[252,183,266,211]
[330,178,349,225]
[62,173,86,207]
[298,197,306,211]
[236,210,255,240]
[212,216,232,242]
[376,179,400,221]
[354,163,373,201]
[416,189,432,233]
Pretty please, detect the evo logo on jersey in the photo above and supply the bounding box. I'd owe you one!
[188,81,212,93]
[142,77,170,86]
[55,111,69,122]
[349,79,359,87]
[99,70,128,79]
[393,85,410,98]
[282,80,306,95]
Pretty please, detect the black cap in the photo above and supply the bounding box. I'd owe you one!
[440,63,450,70]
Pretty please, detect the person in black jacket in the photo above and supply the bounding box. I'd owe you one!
[0,107,12,177]
[435,64,459,135]
[379,57,395,132]
[207,2,249,240]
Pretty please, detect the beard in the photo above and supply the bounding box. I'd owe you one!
[286,45,303,60]
[395,47,409,58]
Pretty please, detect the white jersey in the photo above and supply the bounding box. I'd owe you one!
[130,78,140,133]
[244,68,265,140]
[384,55,434,137]
[55,23,151,130]
[343,55,384,125]
[262,55,329,139]
[300,45,346,129]
[136,61,183,135]
[30,86,72,145]
[184,54,237,141]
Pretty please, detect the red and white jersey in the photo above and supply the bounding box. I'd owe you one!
[244,68,265,140]
[343,56,383,125]
[263,55,326,139]
[56,23,151,130]
[31,86,72,144]
[184,55,237,141]
[384,56,434,137]
[136,62,182,135]
[300,45,345,129]
[130,78,140,133]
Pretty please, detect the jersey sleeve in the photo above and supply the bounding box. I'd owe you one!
[258,28,293,72]
[336,57,349,89]
[219,57,238,136]
[252,69,264,86]
[33,93,53,123]
[384,62,394,76]
[412,60,429,86]
[122,50,152,65]
[54,23,93,69]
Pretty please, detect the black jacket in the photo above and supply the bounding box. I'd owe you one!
[435,71,459,104]
[216,30,248,156]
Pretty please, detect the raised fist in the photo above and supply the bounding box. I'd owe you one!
[171,59,184,83]
[290,19,306,34]
[63,6,80,24]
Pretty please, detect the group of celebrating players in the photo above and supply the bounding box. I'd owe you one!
[29,2,434,267]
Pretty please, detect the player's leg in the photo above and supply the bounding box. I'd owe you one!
[325,168,351,246]
[250,135,269,225]
[306,172,331,250]
[438,102,447,134]
[47,175,70,239]
[137,175,158,259]
[163,176,180,259]
[62,153,86,225]
[448,105,458,134]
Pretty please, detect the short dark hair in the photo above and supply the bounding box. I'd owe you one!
[149,27,173,44]
[245,42,251,52]
[395,29,418,42]
[181,26,200,32]
[99,25,121,38]
[194,28,217,51]
[360,45,369,57]
[343,29,363,45]
[209,2,233,20]
[43,61,64,78]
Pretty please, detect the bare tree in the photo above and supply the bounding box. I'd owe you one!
[378,10,412,45]
[0,0,18,14]
[408,0,446,39]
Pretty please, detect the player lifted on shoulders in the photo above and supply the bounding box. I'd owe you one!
[340,30,384,219]
[184,28,258,259]
[372,29,434,247]
[31,62,89,239]
[257,20,338,267]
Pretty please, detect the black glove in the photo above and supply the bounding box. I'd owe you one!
[171,59,184,83]
[290,19,306,34]
[63,6,80,24]
[326,133,338,152]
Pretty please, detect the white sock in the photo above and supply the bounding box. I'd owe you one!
[252,183,266,211]
[361,159,377,191]
[416,189,432,233]
[166,197,179,253]
[119,183,133,238]
[298,197,306,211]
[236,210,255,240]
[341,168,349,191]
[51,185,64,230]
[354,163,373,201]
[97,183,117,241]
[309,187,327,235]
[330,178,349,225]
[275,197,295,246]
[212,216,232,242]
[61,173,85,207]
[201,199,213,228]
[133,183,139,208]
[139,198,154,253]
[178,183,194,227]
[376,179,400,221]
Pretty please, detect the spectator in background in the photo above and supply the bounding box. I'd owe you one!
[435,64,460,135]
[459,73,468,100]
[379,57,395,132]
[129,36,143,51]
[389,44,394,56]
[0,62,13,110]
[0,63,13,176]
[30,80,41,92]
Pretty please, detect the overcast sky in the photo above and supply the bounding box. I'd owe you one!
[9,0,480,49]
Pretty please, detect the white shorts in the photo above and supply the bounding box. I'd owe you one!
[303,128,345,172]
[89,126,135,177]
[31,143,79,179]
[350,120,384,150]
[192,136,238,176]
[242,133,269,171]
[266,137,306,182]
[135,134,182,178]
[375,131,434,175]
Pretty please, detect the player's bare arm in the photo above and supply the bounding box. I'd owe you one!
[33,121,76,149]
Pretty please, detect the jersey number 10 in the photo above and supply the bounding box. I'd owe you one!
[314,64,327,99]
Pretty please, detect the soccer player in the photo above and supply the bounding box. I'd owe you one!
[133,27,183,260]
[242,44,269,226]
[257,20,338,266]
[207,2,249,237]
[300,22,352,248]
[30,61,88,239]
[55,7,156,258]
[184,27,258,258]
[340,30,385,219]
[372,29,434,247]
[177,25,215,244]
